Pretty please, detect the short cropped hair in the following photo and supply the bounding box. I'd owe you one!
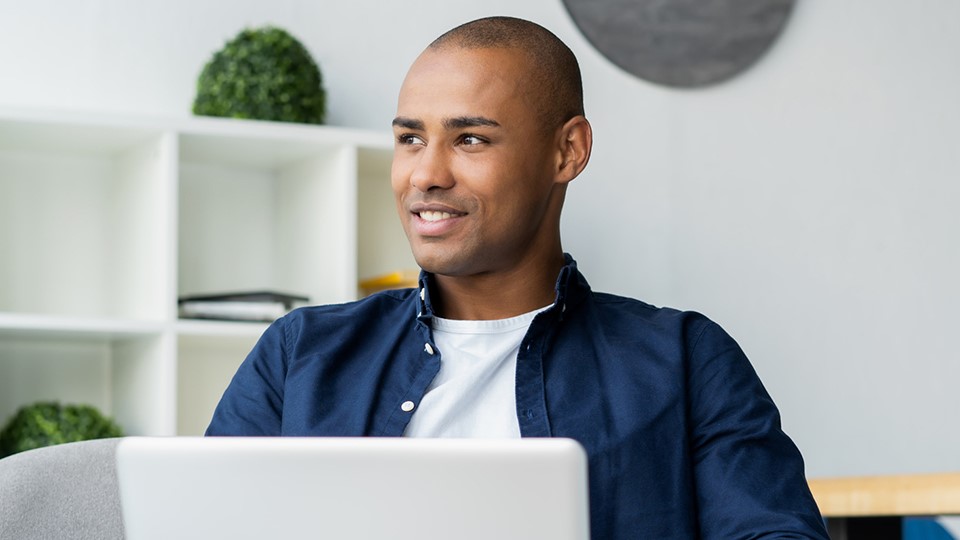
[429,16,584,129]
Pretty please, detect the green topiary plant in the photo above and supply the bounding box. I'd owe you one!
[192,26,327,124]
[0,402,124,458]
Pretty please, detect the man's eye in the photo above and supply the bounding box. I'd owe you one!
[397,134,425,145]
[460,135,485,145]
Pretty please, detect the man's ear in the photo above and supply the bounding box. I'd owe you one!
[555,115,593,185]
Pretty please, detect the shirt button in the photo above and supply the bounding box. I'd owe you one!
[401,401,415,412]
[420,288,425,301]
[424,343,435,355]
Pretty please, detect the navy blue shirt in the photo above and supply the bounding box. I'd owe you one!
[207,255,828,539]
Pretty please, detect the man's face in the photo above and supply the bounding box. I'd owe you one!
[391,46,563,278]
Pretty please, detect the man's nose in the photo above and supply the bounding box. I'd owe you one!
[410,144,455,192]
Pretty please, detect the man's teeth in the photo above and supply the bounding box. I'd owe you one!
[420,211,454,222]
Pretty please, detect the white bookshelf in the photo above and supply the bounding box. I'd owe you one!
[0,109,416,436]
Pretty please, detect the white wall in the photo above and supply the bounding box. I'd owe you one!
[2,0,958,478]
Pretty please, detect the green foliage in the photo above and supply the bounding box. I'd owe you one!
[0,402,124,458]
[193,26,327,124]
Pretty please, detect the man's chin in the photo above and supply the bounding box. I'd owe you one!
[411,248,472,278]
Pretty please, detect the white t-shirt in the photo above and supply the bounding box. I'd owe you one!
[402,306,551,438]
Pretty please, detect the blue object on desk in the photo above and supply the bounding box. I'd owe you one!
[905,518,956,540]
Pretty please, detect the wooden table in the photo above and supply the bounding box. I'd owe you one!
[808,472,960,539]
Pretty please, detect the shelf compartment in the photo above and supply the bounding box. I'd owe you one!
[0,118,175,320]
[176,332,263,436]
[356,147,418,289]
[178,132,357,307]
[0,329,174,437]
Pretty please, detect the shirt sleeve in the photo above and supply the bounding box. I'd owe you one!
[205,317,288,436]
[686,319,829,539]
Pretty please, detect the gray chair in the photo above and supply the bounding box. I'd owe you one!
[0,438,124,540]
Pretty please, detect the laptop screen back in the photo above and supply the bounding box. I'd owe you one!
[116,437,590,540]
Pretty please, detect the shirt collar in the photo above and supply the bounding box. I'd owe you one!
[415,253,590,324]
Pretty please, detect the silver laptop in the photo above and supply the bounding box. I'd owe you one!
[116,437,590,540]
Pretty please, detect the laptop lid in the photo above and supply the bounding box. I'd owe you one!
[116,437,590,540]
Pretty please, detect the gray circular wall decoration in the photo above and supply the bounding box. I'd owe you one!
[562,0,796,88]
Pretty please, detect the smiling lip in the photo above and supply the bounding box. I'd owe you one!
[408,203,467,236]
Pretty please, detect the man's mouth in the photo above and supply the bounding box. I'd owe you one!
[419,210,456,222]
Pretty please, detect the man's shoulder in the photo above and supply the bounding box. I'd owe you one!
[589,290,664,312]
[281,288,417,327]
[588,290,707,324]
[581,290,720,345]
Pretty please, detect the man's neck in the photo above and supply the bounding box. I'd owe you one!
[430,252,565,321]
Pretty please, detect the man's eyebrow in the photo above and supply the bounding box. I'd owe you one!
[392,116,501,131]
[443,116,501,129]
[392,117,424,130]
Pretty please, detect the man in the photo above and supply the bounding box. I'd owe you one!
[208,16,829,539]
